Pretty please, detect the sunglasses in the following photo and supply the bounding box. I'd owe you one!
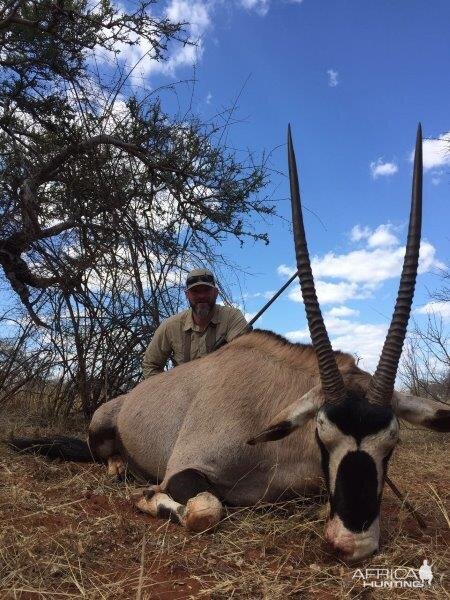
[186,274,215,286]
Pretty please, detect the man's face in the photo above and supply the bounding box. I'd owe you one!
[186,285,218,319]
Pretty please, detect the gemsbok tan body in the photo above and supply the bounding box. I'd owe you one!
[15,126,450,562]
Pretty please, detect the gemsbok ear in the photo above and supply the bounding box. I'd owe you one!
[393,392,450,431]
[247,386,322,444]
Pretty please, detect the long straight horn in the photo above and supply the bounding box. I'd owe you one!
[367,124,423,406]
[288,125,345,405]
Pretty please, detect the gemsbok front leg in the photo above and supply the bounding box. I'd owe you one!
[136,469,223,532]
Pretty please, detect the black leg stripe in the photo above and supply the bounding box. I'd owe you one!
[157,503,186,524]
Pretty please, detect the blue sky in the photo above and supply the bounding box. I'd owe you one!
[127,0,449,371]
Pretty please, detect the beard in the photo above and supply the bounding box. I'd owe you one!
[190,300,215,319]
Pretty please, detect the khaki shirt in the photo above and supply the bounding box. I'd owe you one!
[142,305,248,378]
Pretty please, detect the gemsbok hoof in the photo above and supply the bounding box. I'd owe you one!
[185,492,223,533]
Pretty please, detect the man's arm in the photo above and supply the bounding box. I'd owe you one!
[142,322,173,378]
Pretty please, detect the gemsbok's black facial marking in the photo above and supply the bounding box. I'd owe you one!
[316,429,382,532]
[315,393,399,534]
[331,451,380,532]
[324,393,393,444]
[315,430,330,492]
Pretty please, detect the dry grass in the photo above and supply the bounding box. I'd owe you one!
[0,402,449,599]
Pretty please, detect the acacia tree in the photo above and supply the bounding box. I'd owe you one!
[0,0,271,416]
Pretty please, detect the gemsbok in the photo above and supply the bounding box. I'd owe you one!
[13,126,450,562]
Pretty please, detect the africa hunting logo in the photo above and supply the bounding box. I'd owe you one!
[352,559,433,588]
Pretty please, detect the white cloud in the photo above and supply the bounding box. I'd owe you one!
[366,224,399,248]
[326,306,359,318]
[238,0,270,16]
[415,301,450,321]
[310,240,443,284]
[328,321,387,372]
[160,0,211,74]
[326,68,339,87]
[284,327,309,342]
[285,315,388,372]
[280,221,445,373]
[206,91,212,104]
[278,223,444,312]
[417,242,445,273]
[351,224,399,248]
[279,246,442,305]
[166,0,210,41]
[278,264,296,278]
[288,280,363,305]
[412,131,450,171]
[103,0,212,80]
[350,225,370,243]
[370,158,398,179]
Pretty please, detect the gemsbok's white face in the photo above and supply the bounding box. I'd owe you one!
[250,124,450,562]
[316,396,399,560]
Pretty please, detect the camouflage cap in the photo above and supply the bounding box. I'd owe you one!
[186,268,217,290]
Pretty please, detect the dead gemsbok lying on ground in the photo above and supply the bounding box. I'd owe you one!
[13,126,449,562]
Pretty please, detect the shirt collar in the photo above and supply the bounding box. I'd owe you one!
[183,305,219,331]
